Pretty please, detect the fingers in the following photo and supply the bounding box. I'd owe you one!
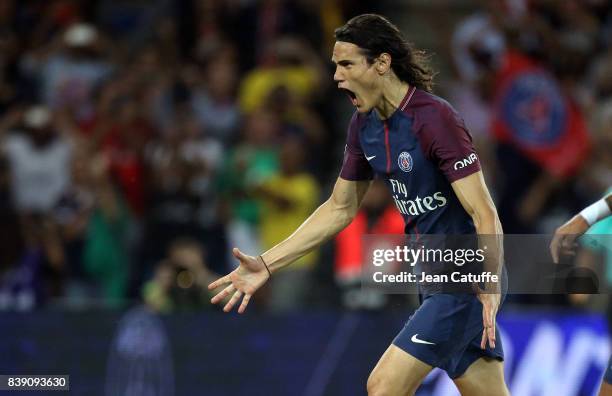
[551,234,579,264]
[487,320,496,349]
[232,247,246,261]
[238,294,252,314]
[480,328,487,350]
[208,275,231,290]
[550,234,562,263]
[210,282,253,314]
[482,302,497,349]
[481,302,488,350]
[561,234,578,253]
[224,289,243,312]
[562,248,577,256]
[485,302,494,328]
[211,284,234,304]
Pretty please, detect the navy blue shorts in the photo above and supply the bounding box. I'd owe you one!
[392,293,504,379]
[604,354,612,384]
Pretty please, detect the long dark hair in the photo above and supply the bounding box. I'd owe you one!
[334,14,435,92]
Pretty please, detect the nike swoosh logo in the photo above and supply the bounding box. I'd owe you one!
[365,155,376,161]
[411,334,435,345]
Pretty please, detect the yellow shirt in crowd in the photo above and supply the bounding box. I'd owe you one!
[259,173,320,269]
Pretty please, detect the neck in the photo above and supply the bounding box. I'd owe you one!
[374,76,410,119]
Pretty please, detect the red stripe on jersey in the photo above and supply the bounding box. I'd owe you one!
[384,121,391,173]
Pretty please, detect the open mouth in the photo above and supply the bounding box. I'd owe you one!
[340,88,359,107]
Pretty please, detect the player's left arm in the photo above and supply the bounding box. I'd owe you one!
[425,102,503,348]
[451,170,504,349]
[450,171,504,287]
[451,171,503,236]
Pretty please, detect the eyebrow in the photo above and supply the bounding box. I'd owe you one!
[331,59,353,66]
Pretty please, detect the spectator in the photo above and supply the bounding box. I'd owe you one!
[238,37,326,114]
[52,140,95,304]
[220,110,280,263]
[0,149,66,310]
[142,259,175,313]
[142,238,216,313]
[262,81,328,177]
[579,99,612,198]
[82,153,131,308]
[189,50,241,145]
[2,105,72,214]
[0,153,40,311]
[142,109,227,274]
[21,23,115,121]
[255,136,320,312]
[94,84,154,217]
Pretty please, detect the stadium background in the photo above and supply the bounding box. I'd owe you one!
[0,0,611,395]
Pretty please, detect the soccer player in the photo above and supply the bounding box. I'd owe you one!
[209,14,508,395]
[550,191,612,396]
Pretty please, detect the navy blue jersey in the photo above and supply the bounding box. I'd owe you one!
[340,87,481,236]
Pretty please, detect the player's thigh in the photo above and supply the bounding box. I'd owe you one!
[452,357,509,396]
[600,381,612,396]
[367,344,433,396]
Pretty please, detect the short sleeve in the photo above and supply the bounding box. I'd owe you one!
[424,105,481,182]
[339,112,373,181]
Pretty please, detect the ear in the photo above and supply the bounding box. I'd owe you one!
[376,53,392,74]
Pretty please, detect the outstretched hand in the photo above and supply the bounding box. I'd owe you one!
[208,248,270,313]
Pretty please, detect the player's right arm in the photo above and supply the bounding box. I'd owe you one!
[209,111,374,313]
[550,192,612,263]
[209,112,373,313]
[261,177,371,271]
[208,177,370,313]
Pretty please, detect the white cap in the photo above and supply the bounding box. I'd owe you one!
[64,23,97,47]
[24,106,51,129]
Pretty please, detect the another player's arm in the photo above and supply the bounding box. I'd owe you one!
[550,192,612,263]
[262,177,370,271]
[451,170,503,349]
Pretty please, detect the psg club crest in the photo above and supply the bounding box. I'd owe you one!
[500,71,567,147]
[398,152,413,172]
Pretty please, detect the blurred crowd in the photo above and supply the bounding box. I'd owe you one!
[0,0,610,314]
